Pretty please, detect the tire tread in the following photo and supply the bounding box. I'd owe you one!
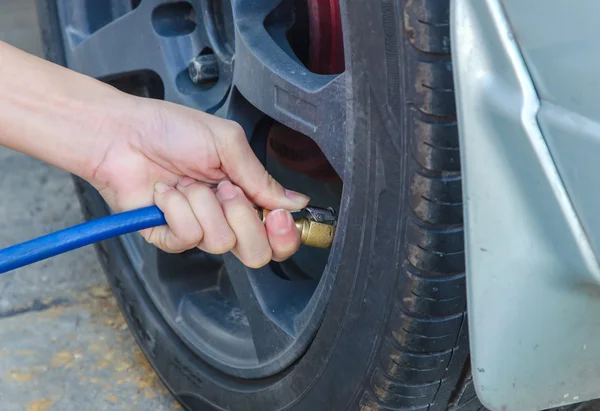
[364,1,469,410]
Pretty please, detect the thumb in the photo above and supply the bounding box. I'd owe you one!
[213,121,310,210]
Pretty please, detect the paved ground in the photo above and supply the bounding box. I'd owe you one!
[0,1,176,410]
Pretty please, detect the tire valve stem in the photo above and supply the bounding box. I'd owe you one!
[257,206,337,249]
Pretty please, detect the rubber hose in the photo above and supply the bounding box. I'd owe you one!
[0,205,166,274]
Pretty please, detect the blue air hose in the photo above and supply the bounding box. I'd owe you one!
[0,205,166,274]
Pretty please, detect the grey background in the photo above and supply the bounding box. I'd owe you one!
[0,1,175,409]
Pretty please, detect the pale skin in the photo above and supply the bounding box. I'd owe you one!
[0,41,308,268]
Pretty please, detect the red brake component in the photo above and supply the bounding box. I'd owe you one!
[307,0,345,75]
[267,0,344,182]
[267,123,339,181]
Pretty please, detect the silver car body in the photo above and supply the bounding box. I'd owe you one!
[452,0,600,409]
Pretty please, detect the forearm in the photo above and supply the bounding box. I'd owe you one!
[0,41,138,181]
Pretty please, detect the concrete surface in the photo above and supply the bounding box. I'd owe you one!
[0,1,176,409]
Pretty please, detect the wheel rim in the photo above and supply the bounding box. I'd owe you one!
[55,0,349,378]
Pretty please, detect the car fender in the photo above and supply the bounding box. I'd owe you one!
[452,0,600,409]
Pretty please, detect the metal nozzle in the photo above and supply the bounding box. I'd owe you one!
[257,206,336,249]
[294,218,336,248]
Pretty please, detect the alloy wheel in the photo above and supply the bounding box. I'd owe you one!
[55,0,349,378]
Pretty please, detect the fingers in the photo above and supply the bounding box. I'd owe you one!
[216,181,272,268]
[175,177,236,254]
[143,182,203,253]
[210,120,310,210]
[264,209,301,262]
[147,178,302,267]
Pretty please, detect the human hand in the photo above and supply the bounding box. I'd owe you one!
[0,41,306,267]
[87,97,309,268]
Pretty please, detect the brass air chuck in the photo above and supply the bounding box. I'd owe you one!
[257,206,337,249]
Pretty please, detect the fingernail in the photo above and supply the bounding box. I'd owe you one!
[155,182,172,194]
[178,176,196,187]
[217,181,237,201]
[285,189,310,205]
[269,209,293,235]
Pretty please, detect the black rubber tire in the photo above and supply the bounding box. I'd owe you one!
[34,1,571,410]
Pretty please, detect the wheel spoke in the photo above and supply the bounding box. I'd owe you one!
[231,0,347,178]
[222,254,295,361]
[64,0,223,108]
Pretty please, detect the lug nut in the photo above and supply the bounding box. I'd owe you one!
[188,54,219,84]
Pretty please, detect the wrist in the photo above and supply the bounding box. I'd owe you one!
[0,42,144,184]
